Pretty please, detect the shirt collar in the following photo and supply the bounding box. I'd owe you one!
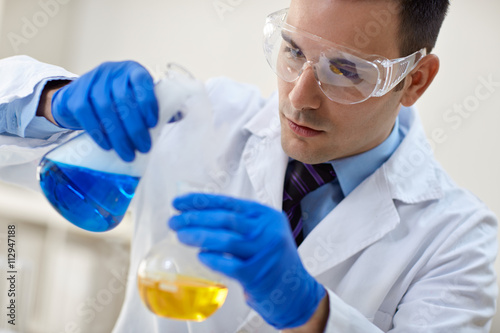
[330,115,403,197]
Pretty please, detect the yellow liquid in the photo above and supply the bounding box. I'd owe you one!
[137,273,228,321]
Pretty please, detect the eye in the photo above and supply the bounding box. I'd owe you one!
[284,46,305,59]
[329,59,360,80]
[329,64,344,76]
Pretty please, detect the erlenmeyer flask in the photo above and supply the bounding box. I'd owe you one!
[137,182,228,322]
[37,64,202,232]
[137,232,228,322]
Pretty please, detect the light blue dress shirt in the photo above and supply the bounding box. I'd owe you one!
[0,78,68,139]
[301,116,404,236]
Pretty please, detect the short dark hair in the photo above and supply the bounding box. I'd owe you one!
[396,0,450,56]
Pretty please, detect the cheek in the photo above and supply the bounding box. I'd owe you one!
[325,101,391,147]
[340,98,400,149]
[323,104,368,134]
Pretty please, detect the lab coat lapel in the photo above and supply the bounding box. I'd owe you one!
[242,93,288,209]
[235,169,401,333]
[298,167,400,277]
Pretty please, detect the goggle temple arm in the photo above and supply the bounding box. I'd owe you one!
[375,48,427,97]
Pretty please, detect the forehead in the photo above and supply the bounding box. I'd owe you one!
[287,0,401,59]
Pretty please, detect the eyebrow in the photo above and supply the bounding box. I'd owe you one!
[281,31,301,49]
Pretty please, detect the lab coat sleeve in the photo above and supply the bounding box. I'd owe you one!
[322,207,497,333]
[0,55,79,190]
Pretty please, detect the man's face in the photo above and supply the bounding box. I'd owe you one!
[279,0,407,164]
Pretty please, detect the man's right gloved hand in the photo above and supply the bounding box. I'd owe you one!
[51,61,159,162]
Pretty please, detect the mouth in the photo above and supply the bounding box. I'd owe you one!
[286,118,323,138]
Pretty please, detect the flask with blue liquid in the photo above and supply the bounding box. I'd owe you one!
[37,64,199,232]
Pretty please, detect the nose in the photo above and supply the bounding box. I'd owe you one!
[288,62,323,111]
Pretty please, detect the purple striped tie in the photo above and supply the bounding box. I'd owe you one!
[282,161,336,246]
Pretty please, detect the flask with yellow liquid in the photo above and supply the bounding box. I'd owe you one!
[137,221,228,322]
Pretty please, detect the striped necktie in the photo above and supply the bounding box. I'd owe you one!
[282,160,337,246]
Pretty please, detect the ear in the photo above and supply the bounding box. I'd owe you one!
[400,54,440,107]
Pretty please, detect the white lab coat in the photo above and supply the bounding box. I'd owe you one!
[0,56,497,333]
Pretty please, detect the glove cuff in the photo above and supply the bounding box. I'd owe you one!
[273,280,326,329]
[51,85,81,130]
[245,265,327,330]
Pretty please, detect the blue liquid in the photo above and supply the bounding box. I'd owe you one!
[38,158,140,232]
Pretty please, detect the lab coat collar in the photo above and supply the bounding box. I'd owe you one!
[242,97,444,276]
[242,92,287,209]
[383,106,444,204]
[243,91,281,140]
[331,115,402,198]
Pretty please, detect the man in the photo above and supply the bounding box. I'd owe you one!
[0,0,497,332]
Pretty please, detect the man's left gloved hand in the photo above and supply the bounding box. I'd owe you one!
[169,193,326,329]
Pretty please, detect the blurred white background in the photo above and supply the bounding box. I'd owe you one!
[0,0,499,332]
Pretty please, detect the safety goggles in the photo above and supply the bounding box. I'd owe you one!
[263,8,427,104]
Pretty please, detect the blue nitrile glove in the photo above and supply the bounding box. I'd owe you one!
[169,193,326,329]
[51,61,158,162]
